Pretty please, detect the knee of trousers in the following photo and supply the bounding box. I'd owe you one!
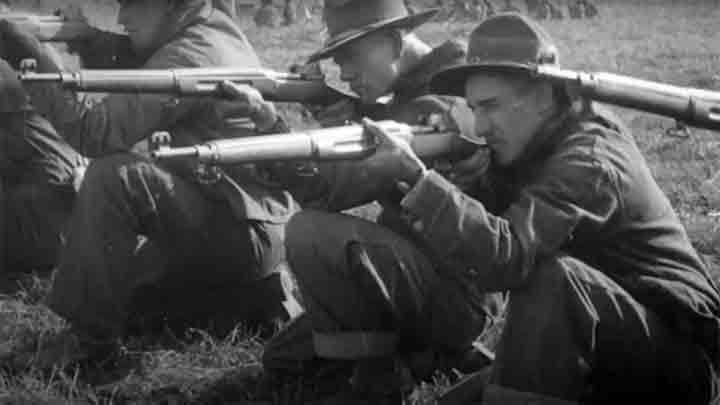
[285,209,340,274]
[78,153,162,206]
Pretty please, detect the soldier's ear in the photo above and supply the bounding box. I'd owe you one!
[388,29,404,59]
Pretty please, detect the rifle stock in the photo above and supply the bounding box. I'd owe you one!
[534,65,720,131]
[19,67,354,105]
[0,14,96,42]
[150,120,475,165]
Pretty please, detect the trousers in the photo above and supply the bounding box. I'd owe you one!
[46,153,291,337]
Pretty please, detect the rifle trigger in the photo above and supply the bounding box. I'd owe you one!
[294,161,319,177]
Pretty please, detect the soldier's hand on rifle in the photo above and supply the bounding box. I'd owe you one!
[435,147,491,192]
[310,98,359,126]
[217,80,279,132]
[362,117,427,190]
[0,19,60,72]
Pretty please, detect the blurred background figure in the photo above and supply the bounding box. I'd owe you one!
[569,0,597,18]
[500,0,520,13]
[580,0,598,18]
[535,0,563,19]
[282,0,297,25]
[404,0,416,15]
[254,0,281,27]
[525,0,539,15]
[479,0,496,18]
[213,0,238,19]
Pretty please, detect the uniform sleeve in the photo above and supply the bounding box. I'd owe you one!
[400,148,620,291]
[24,47,202,157]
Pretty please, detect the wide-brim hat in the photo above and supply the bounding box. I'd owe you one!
[308,0,440,63]
[430,12,559,96]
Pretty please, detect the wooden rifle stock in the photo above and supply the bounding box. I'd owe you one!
[150,120,476,165]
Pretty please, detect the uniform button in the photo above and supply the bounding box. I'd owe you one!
[467,267,480,277]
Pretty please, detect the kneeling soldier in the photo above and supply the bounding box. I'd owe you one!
[284,13,720,404]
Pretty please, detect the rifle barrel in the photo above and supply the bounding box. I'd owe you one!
[151,121,464,165]
[535,65,720,131]
[18,68,345,103]
[0,14,95,41]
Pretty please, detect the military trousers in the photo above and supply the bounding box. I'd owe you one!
[2,181,74,275]
[46,153,290,338]
[489,254,718,404]
[266,209,504,369]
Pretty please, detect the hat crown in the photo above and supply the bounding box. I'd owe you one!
[323,0,409,38]
[466,13,558,68]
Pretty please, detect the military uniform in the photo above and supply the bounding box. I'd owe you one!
[392,104,720,402]
[0,63,85,278]
[425,13,719,403]
[22,2,299,337]
[263,0,504,392]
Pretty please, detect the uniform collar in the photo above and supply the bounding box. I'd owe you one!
[390,40,467,104]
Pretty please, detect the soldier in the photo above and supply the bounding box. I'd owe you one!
[536,0,562,19]
[480,0,496,18]
[286,13,720,403]
[0,0,299,368]
[500,0,520,13]
[0,60,86,288]
[282,0,297,25]
[568,0,582,18]
[580,0,598,18]
[254,0,280,27]
[524,0,539,15]
[254,0,505,401]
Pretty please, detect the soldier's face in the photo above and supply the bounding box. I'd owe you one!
[117,0,172,53]
[332,31,400,103]
[464,73,547,167]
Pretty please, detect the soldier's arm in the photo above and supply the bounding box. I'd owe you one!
[399,145,619,291]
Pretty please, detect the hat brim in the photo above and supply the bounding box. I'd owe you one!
[307,8,440,63]
[430,62,535,96]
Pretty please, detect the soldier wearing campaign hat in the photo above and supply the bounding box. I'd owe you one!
[256,0,506,401]
[322,12,717,403]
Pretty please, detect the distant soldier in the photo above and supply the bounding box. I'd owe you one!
[525,0,539,15]
[500,0,520,13]
[450,0,472,20]
[567,0,581,18]
[404,0,416,15]
[536,0,562,19]
[481,0,496,17]
[255,0,280,27]
[282,0,297,25]
[213,0,238,19]
[581,0,598,18]
[548,0,563,18]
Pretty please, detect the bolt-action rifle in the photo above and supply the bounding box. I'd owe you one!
[18,65,355,105]
[534,65,720,131]
[150,119,478,167]
[0,13,95,42]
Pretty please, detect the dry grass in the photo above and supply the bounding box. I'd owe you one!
[1,0,719,403]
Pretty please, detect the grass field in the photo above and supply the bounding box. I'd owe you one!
[1,0,720,403]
